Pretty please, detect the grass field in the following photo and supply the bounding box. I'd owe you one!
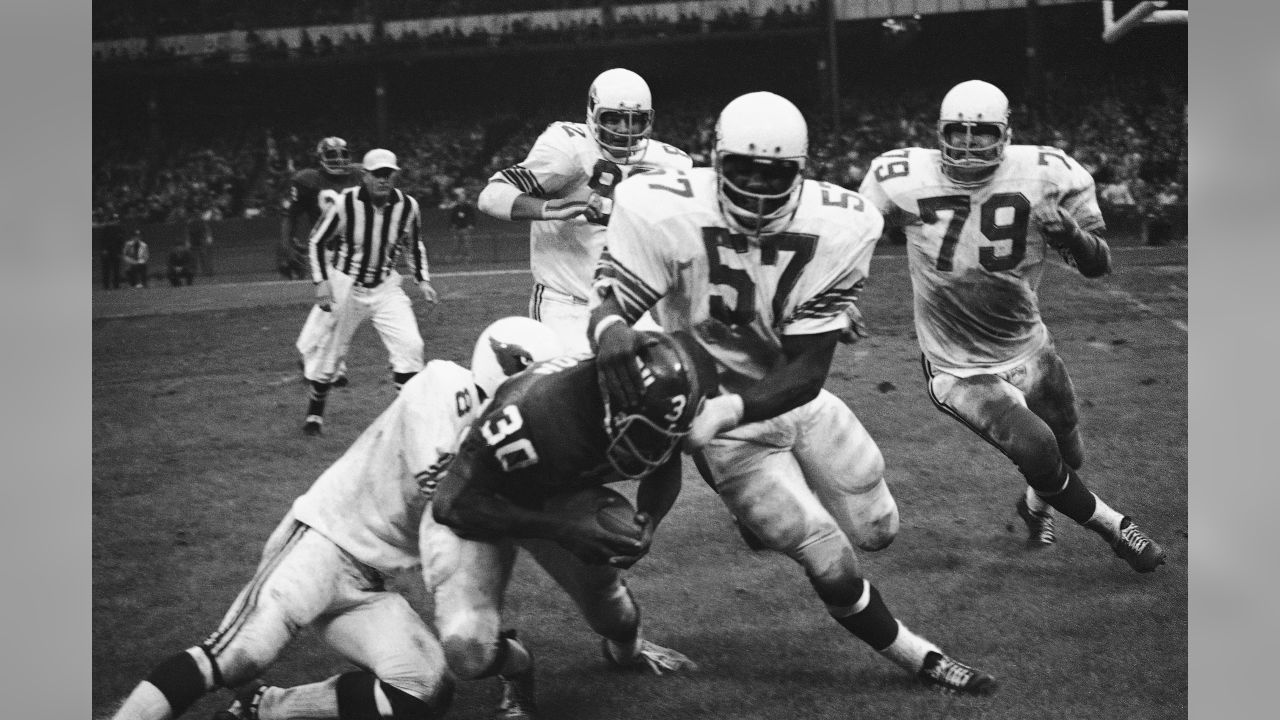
[92,244,1187,720]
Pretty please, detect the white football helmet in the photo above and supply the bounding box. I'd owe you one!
[713,92,808,236]
[471,317,564,399]
[586,68,654,165]
[937,80,1012,187]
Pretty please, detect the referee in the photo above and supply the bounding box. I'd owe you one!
[300,148,439,436]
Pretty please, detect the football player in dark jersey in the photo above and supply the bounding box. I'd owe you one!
[278,136,362,280]
[425,331,716,719]
[286,137,364,387]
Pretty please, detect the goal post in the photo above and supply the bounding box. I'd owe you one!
[1102,1,1188,44]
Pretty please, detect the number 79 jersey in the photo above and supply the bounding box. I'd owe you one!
[858,145,1105,375]
[594,167,882,393]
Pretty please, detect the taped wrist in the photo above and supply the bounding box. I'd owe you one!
[593,314,627,348]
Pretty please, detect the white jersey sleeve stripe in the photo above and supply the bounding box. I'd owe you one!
[597,249,663,321]
[498,165,545,196]
[791,286,862,322]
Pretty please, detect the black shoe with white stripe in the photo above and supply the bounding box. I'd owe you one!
[918,651,997,696]
[1015,496,1056,547]
[302,415,323,436]
[1111,517,1166,573]
[496,631,537,720]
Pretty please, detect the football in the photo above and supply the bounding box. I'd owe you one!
[545,485,644,540]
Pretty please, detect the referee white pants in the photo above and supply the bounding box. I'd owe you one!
[302,270,425,383]
[529,283,661,355]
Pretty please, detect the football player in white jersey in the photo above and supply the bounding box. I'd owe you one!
[588,91,997,696]
[478,67,693,353]
[857,79,1166,573]
[107,318,563,720]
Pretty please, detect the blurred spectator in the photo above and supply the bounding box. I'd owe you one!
[99,215,126,290]
[439,186,477,263]
[168,239,197,286]
[122,230,150,288]
[1145,182,1183,246]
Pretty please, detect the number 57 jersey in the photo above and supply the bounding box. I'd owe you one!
[594,167,882,393]
[858,145,1105,375]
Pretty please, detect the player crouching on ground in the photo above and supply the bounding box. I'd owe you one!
[105,317,562,720]
[426,330,714,719]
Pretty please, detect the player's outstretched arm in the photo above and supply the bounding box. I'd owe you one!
[741,330,840,423]
[588,291,649,408]
[478,181,588,222]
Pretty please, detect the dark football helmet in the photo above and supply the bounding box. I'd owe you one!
[601,331,719,480]
[316,136,352,175]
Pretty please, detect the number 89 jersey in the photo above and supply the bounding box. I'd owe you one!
[595,167,882,393]
[858,145,1105,375]
[489,121,693,302]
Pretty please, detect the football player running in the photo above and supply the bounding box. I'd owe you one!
[288,137,363,387]
[428,331,715,719]
[857,79,1166,573]
[589,92,997,696]
[478,67,692,353]
[106,317,562,720]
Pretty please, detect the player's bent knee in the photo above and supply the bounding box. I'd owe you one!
[1012,430,1068,491]
[847,478,899,552]
[793,530,864,607]
[440,634,497,681]
[1058,426,1085,470]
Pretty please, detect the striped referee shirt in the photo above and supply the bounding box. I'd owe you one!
[308,186,429,287]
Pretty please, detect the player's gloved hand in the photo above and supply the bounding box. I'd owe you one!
[595,318,649,409]
[419,280,438,306]
[540,197,591,221]
[838,303,870,345]
[558,515,646,566]
[607,512,655,569]
[315,279,333,312]
[582,192,613,224]
[1032,193,1081,248]
[683,394,744,453]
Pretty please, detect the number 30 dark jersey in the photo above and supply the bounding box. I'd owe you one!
[451,354,617,509]
[858,145,1105,375]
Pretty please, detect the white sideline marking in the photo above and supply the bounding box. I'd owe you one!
[1105,287,1187,333]
[213,267,532,290]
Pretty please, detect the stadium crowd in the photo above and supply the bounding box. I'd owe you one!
[91,74,1187,237]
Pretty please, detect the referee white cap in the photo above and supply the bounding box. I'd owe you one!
[362,148,400,172]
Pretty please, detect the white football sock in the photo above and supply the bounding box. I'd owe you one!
[109,681,172,720]
[1025,485,1051,514]
[876,621,941,673]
